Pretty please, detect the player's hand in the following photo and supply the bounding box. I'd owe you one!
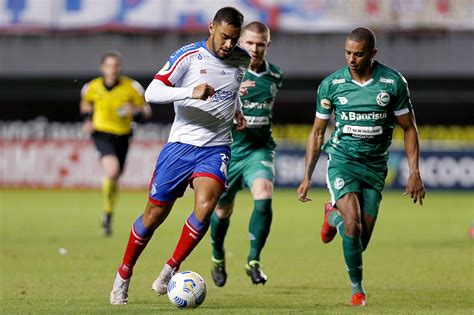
[82,120,94,134]
[403,170,425,205]
[238,80,255,96]
[118,103,137,117]
[297,179,312,202]
[234,110,247,131]
[192,83,215,100]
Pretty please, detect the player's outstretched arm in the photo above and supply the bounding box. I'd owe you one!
[298,117,328,202]
[397,111,426,205]
[144,79,196,103]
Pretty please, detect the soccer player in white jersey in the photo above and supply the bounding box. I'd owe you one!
[110,7,252,305]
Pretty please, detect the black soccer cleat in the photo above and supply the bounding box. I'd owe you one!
[245,260,267,285]
[101,213,113,237]
[211,259,227,287]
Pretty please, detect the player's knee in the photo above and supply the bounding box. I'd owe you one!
[344,219,362,238]
[215,206,233,219]
[251,180,273,200]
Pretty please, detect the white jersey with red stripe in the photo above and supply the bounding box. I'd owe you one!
[154,39,251,147]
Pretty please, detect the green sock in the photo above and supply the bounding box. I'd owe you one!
[329,210,365,294]
[102,178,118,214]
[210,212,229,261]
[248,199,272,262]
[343,235,365,295]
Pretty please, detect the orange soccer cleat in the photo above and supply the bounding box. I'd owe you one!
[321,202,337,243]
[351,292,367,306]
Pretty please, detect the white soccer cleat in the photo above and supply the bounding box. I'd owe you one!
[151,264,175,295]
[110,273,130,305]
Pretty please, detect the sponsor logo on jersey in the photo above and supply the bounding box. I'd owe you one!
[380,77,394,84]
[343,125,383,137]
[200,69,207,74]
[376,91,390,107]
[340,111,387,121]
[242,100,272,110]
[337,97,348,105]
[334,177,345,189]
[210,90,237,103]
[170,43,197,59]
[320,98,331,110]
[244,115,270,126]
[332,78,346,85]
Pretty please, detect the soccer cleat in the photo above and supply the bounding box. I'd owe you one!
[321,202,337,243]
[102,213,112,237]
[151,263,175,295]
[351,292,367,306]
[110,272,130,305]
[211,258,227,287]
[245,260,267,285]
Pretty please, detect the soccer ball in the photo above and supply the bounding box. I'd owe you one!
[167,271,207,308]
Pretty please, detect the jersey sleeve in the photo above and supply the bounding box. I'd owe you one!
[315,79,333,119]
[154,47,199,87]
[130,80,146,107]
[81,82,94,103]
[393,73,413,116]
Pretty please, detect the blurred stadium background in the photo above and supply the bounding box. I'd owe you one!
[1,1,473,313]
[0,0,472,191]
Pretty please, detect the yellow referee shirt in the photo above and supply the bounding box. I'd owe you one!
[81,76,146,135]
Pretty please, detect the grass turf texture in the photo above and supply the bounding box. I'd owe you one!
[1,189,472,314]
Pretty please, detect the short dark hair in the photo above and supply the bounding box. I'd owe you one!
[100,51,123,65]
[244,21,271,40]
[213,6,244,27]
[348,27,376,51]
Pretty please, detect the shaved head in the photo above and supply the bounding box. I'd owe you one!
[243,21,271,41]
[347,27,376,52]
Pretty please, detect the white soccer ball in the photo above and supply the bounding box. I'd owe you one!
[167,271,207,308]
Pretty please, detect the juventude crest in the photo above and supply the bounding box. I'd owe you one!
[376,91,390,107]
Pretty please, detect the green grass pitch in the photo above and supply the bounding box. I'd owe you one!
[1,189,473,314]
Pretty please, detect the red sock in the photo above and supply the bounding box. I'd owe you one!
[167,214,209,270]
[118,225,152,279]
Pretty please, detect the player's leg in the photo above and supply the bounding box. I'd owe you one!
[111,201,174,304]
[244,149,275,284]
[152,145,230,295]
[335,193,367,306]
[210,158,242,286]
[210,201,234,287]
[152,177,224,295]
[326,154,366,305]
[246,178,273,284]
[111,142,192,304]
[360,186,382,251]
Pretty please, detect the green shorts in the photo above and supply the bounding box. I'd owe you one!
[219,148,275,206]
[326,153,388,217]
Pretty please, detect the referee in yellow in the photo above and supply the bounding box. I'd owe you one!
[80,51,151,236]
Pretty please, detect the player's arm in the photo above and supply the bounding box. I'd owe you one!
[80,83,94,134]
[298,117,329,202]
[396,111,425,205]
[145,79,214,103]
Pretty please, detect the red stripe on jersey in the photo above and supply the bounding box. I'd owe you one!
[155,50,200,86]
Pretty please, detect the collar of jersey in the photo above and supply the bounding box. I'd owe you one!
[344,60,381,87]
[247,60,268,77]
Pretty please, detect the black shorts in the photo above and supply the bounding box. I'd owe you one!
[92,131,131,171]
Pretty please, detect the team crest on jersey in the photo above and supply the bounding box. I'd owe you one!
[334,177,345,190]
[376,91,390,107]
[234,68,244,83]
[270,83,277,97]
[337,97,348,105]
[320,99,331,109]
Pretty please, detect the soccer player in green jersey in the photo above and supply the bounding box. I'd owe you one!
[210,21,283,286]
[298,27,425,306]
